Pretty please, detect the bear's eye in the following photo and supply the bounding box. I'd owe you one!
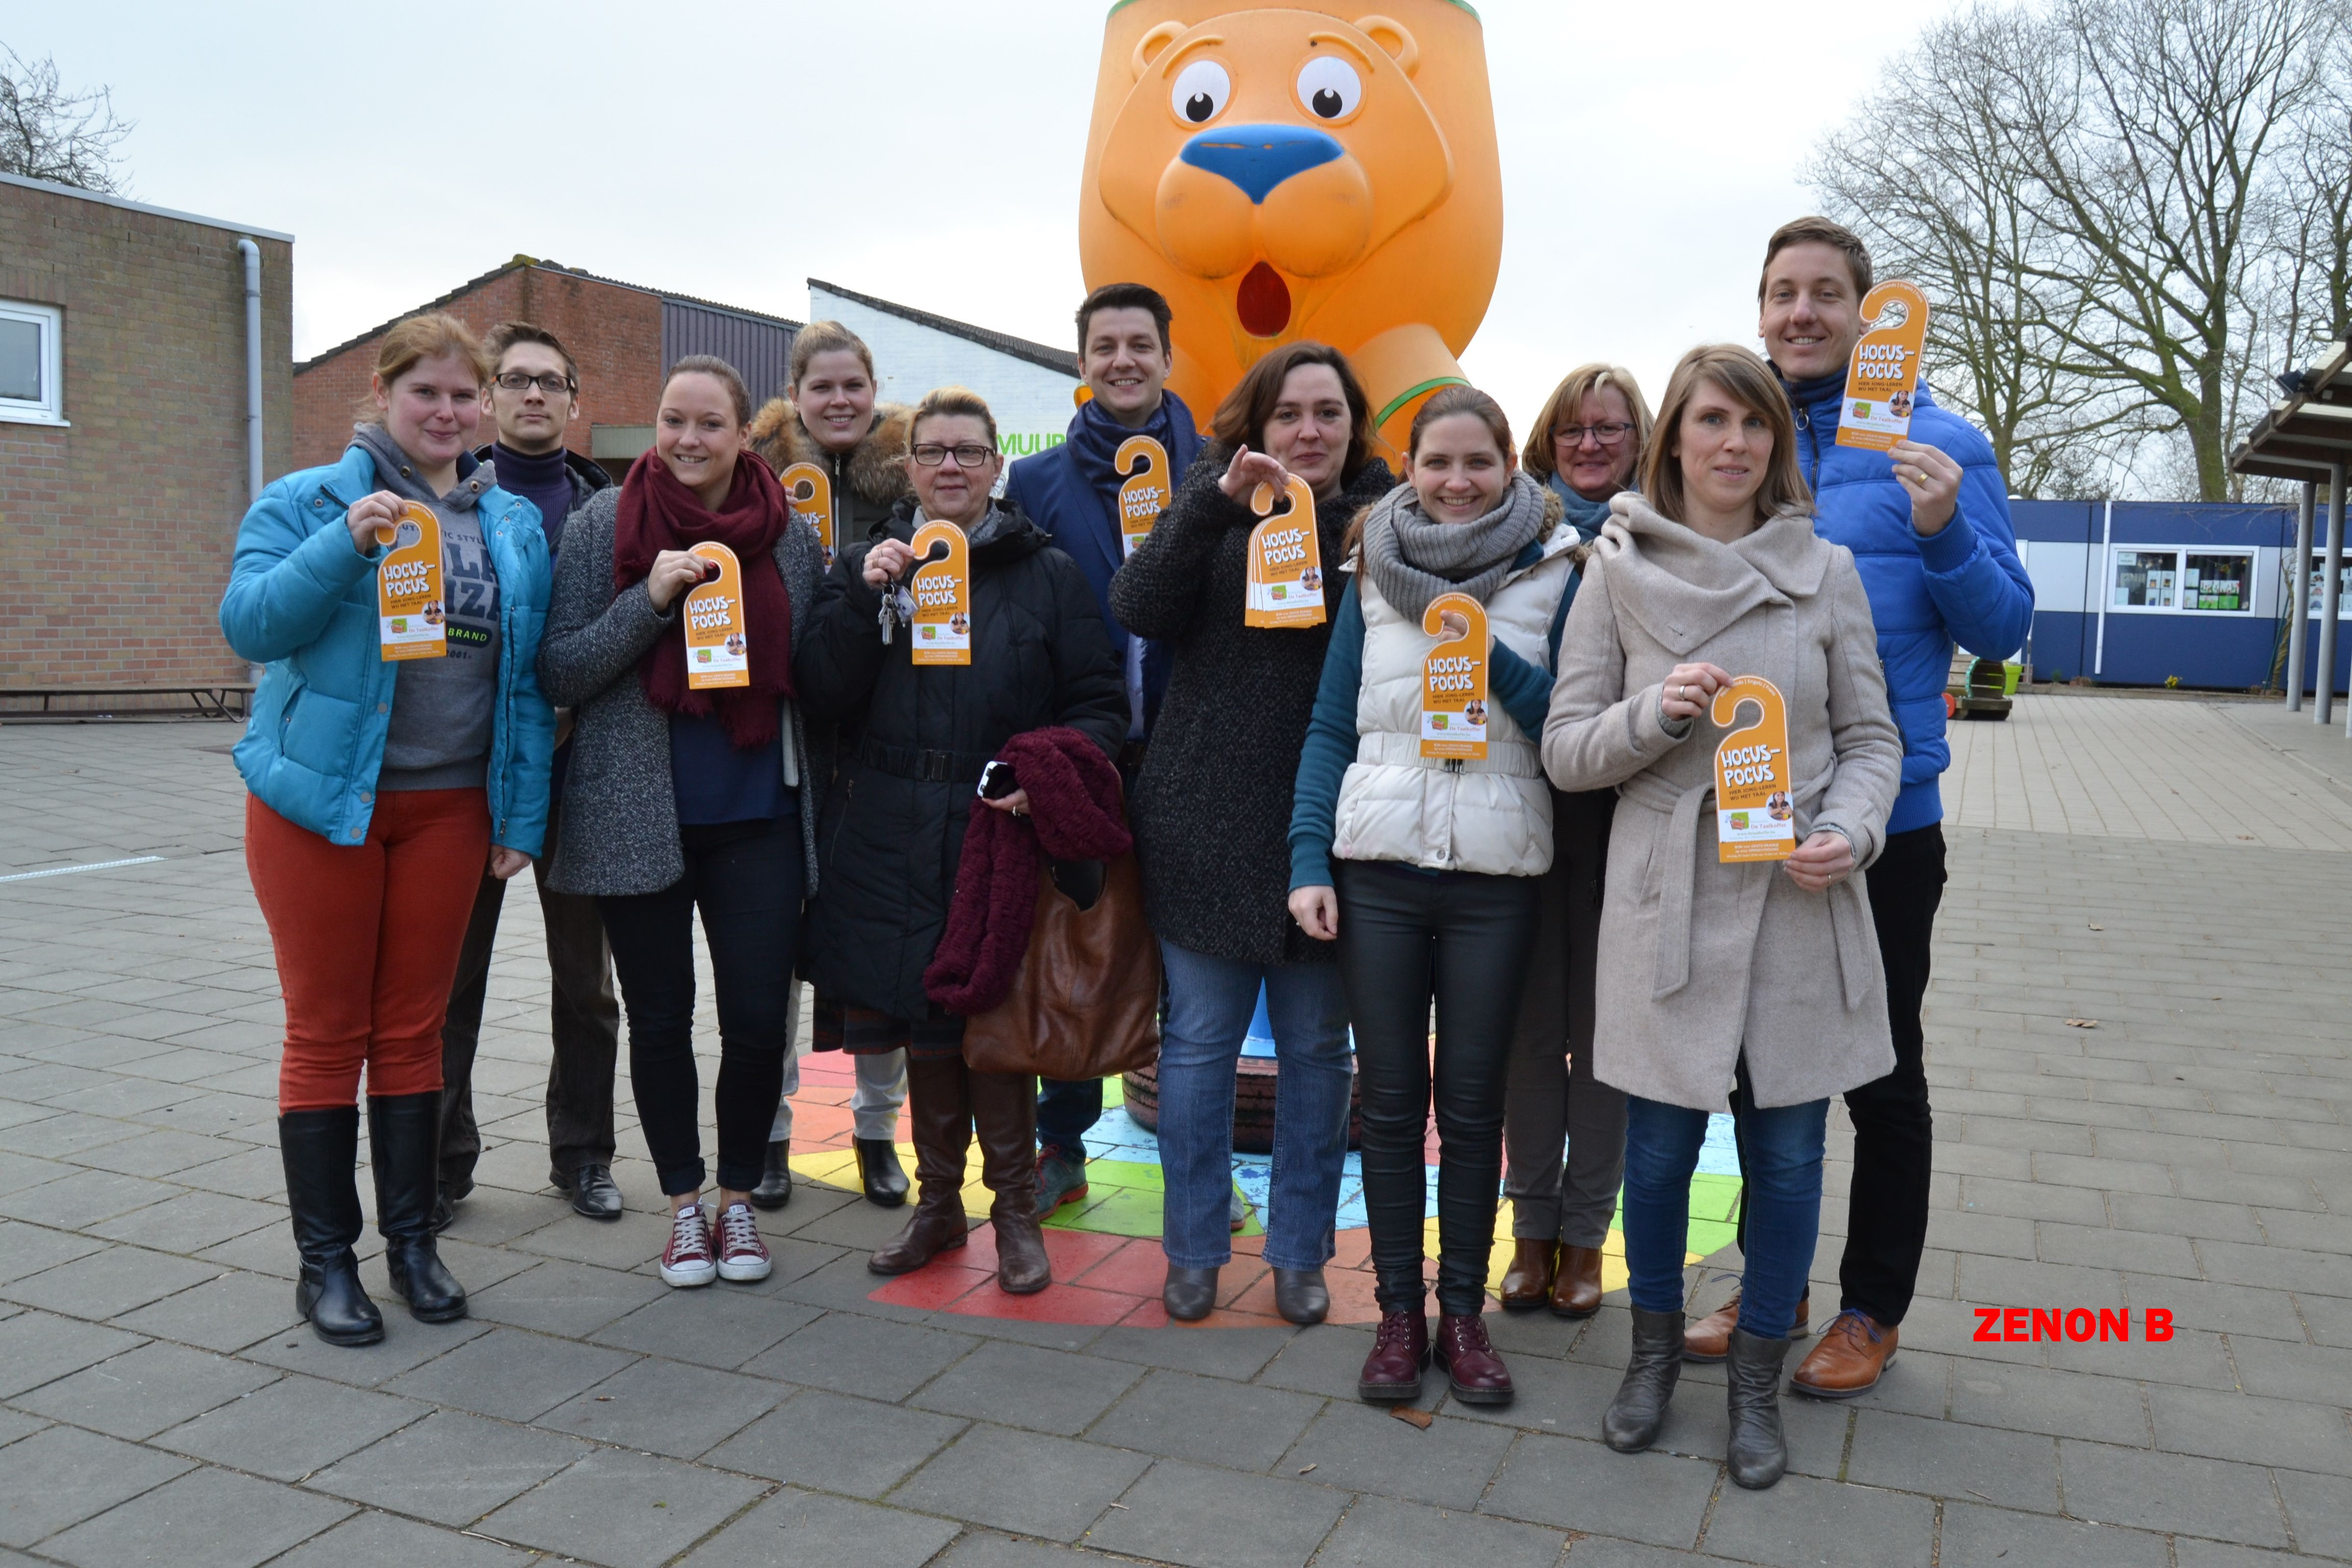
[1170,60,1231,126]
[1296,56,1362,120]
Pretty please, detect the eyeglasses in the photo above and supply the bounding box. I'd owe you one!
[911,443,996,469]
[1555,422,1635,449]
[496,372,576,395]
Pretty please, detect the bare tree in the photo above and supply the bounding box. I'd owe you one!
[1809,0,2347,501]
[0,44,133,193]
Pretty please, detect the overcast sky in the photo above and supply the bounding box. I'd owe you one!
[15,1,1935,431]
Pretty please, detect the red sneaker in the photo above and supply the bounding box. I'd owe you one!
[659,1203,716,1288]
[715,1201,772,1283]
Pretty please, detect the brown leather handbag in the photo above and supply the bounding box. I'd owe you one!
[961,851,1161,1079]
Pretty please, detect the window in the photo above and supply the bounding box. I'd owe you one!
[2308,556,2352,619]
[2110,547,2253,615]
[0,301,64,426]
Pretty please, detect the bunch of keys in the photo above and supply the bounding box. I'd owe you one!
[878,579,917,644]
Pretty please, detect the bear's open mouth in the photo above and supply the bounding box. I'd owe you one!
[1237,262,1290,338]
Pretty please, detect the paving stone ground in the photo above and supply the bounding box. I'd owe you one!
[0,700,2348,1566]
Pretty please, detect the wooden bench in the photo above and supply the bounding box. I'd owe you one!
[0,683,255,721]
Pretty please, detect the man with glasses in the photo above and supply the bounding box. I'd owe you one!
[1002,283,1203,1220]
[1681,218,2030,1395]
[434,323,626,1227]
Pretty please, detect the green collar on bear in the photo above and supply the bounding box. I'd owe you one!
[1107,0,1479,16]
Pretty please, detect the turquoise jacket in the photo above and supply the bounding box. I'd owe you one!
[219,444,556,855]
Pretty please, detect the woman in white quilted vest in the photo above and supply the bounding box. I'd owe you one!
[1541,344,1902,1491]
[1288,387,1581,1410]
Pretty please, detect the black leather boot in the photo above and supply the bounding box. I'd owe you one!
[279,1107,383,1346]
[870,1058,973,1275]
[969,1068,1050,1294]
[1725,1327,1794,1489]
[367,1093,468,1323]
[855,1137,909,1207]
[750,1140,794,1210]
[1603,1307,1684,1453]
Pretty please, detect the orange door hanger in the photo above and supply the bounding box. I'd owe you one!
[1243,475,1326,628]
[682,542,750,690]
[376,501,446,662]
[780,462,837,568]
[1711,675,1796,863]
[1836,281,1931,452]
[1419,592,1488,760]
[1115,435,1170,558]
[909,519,972,666]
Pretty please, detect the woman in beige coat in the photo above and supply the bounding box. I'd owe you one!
[1542,345,1901,1490]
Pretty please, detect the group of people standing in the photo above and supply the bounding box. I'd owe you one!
[220,214,2030,1492]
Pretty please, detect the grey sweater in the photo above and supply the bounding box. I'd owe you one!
[535,485,825,896]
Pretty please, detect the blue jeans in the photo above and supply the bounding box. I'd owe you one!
[1155,940,1352,1272]
[1622,1063,1826,1340]
[1036,1076,1102,1163]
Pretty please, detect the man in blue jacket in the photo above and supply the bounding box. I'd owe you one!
[1003,282,1203,1218]
[1687,217,2034,1394]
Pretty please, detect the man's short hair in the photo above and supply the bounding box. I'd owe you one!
[1075,283,1173,358]
[485,322,579,388]
[1757,217,1873,302]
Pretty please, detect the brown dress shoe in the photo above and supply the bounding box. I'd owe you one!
[1357,1307,1430,1402]
[1683,1291,1809,1363]
[1434,1313,1514,1405]
[1498,1239,1557,1310]
[1549,1244,1604,1318]
[1790,1309,1896,1399]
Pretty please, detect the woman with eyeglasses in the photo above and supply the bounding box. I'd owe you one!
[795,386,1125,1296]
[539,355,823,1292]
[1495,365,1653,1319]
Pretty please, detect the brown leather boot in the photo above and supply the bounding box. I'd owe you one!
[1498,1239,1557,1310]
[1790,1309,1896,1399]
[868,1058,972,1276]
[1549,1244,1605,1319]
[969,1067,1050,1295]
[1682,1290,1809,1363]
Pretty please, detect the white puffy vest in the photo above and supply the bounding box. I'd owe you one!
[1331,524,1580,877]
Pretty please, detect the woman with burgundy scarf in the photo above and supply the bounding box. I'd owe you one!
[538,356,826,1289]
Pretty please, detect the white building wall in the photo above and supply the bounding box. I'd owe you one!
[810,284,1079,462]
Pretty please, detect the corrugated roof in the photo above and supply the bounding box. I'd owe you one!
[294,258,804,373]
[808,278,1080,378]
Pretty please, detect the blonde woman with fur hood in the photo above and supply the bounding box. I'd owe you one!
[1289,386,1581,1412]
[742,322,917,1213]
[1542,345,1901,1491]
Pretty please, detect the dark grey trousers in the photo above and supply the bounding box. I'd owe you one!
[438,797,621,1188]
[1502,788,1627,1248]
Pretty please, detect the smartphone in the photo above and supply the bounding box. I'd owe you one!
[977,761,1019,800]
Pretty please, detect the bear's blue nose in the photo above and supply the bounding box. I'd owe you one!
[1181,124,1343,204]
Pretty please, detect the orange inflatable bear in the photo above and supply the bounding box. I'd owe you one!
[1080,1,1502,453]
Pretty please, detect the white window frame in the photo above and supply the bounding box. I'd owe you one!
[0,300,65,427]
[2106,544,2258,617]
[2307,554,2352,621]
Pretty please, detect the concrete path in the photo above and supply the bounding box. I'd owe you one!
[1,704,2347,1566]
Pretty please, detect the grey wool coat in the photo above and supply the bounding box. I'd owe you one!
[535,484,826,897]
[1541,494,1903,1111]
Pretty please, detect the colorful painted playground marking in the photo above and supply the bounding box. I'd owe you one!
[786,1052,1743,1329]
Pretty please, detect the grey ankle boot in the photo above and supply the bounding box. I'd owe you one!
[1604,1307,1684,1452]
[1725,1327,1793,1488]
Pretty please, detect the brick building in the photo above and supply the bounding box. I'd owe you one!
[290,260,802,474]
[0,173,293,704]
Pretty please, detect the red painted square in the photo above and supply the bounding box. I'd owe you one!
[867,1262,992,1311]
[1071,1239,1171,1296]
[940,1281,1139,1326]
[1216,1260,1270,1309]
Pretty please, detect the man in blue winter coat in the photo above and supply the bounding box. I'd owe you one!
[1684,217,2035,1394]
[1003,282,1203,1218]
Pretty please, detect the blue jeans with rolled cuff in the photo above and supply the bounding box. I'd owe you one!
[1154,940,1352,1272]
[1622,1059,1826,1341]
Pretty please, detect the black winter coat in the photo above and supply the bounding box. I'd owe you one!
[796,498,1127,1019]
[1110,449,1396,966]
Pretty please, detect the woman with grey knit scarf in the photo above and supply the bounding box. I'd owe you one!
[1287,387,1580,1409]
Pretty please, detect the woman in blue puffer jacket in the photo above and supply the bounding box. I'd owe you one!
[218,312,554,1350]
